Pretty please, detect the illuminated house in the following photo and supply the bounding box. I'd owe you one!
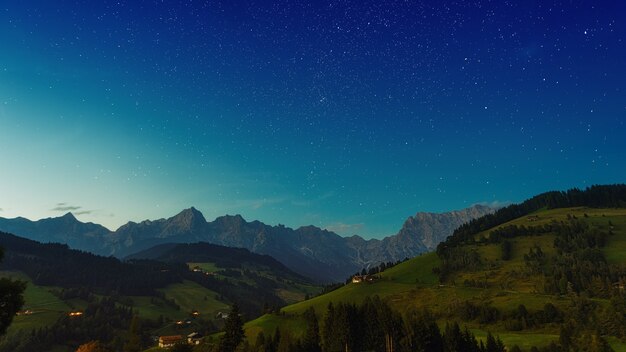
[158,335,183,348]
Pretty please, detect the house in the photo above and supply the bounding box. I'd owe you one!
[188,332,202,345]
[352,275,376,284]
[158,335,184,348]
[527,215,540,222]
[613,282,625,292]
[216,311,229,319]
[191,310,200,316]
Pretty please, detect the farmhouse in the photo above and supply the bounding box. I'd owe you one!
[216,311,229,319]
[188,332,202,345]
[352,275,375,284]
[158,335,184,348]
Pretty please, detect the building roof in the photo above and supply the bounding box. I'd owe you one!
[159,335,183,343]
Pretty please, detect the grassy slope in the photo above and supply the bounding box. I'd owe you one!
[0,273,227,337]
[0,271,73,335]
[158,280,229,318]
[187,261,322,304]
[244,207,626,350]
[4,260,319,342]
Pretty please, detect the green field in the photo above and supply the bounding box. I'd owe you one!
[244,207,626,350]
[0,271,73,335]
[127,295,187,321]
[158,280,229,318]
[186,261,321,305]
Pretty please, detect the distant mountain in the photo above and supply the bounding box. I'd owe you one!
[0,212,111,251]
[0,206,493,283]
[343,205,495,268]
[111,209,358,282]
[393,204,495,251]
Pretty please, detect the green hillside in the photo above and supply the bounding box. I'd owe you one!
[186,261,321,305]
[0,232,322,352]
[245,206,626,351]
[0,272,74,335]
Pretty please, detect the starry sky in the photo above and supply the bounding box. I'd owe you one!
[0,1,625,238]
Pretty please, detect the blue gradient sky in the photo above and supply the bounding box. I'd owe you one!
[1,1,624,238]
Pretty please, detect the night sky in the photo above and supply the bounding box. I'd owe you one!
[1,1,624,238]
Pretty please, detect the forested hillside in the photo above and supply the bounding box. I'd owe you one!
[239,185,626,352]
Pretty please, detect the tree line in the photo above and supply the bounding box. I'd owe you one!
[437,184,626,256]
[212,296,508,352]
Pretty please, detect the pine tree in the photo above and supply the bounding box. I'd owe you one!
[485,332,499,352]
[402,309,443,352]
[123,315,141,352]
[302,307,321,352]
[220,304,245,352]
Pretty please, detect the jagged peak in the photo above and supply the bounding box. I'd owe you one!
[174,207,206,220]
[215,214,246,223]
[61,212,77,220]
[297,224,326,232]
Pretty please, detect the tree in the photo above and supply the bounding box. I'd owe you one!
[402,309,443,352]
[220,304,245,352]
[301,307,321,352]
[0,248,26,336]
[123,315,141,352]
[485,332,505,352]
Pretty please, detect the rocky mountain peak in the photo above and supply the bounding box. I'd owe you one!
[397,205,495,250]
[174,207,206,223]
[214,214,246,226]
[60,212,77,221]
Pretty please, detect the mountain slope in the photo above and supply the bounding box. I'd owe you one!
[0,231,320,320]
[0,212,111,251]
[126,241,309,284]
[244,205,626,351]
[0,232,320,352]
[397,204,494,251]
[344,204,494,268]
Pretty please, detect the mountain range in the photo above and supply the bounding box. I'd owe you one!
[0,205,493,282]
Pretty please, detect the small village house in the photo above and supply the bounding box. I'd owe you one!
[216,311,229,319]
[352,275,375,284]
[158,335,183,348]
[187,332,202,345]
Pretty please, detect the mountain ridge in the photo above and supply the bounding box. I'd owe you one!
[0,205,493,282]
